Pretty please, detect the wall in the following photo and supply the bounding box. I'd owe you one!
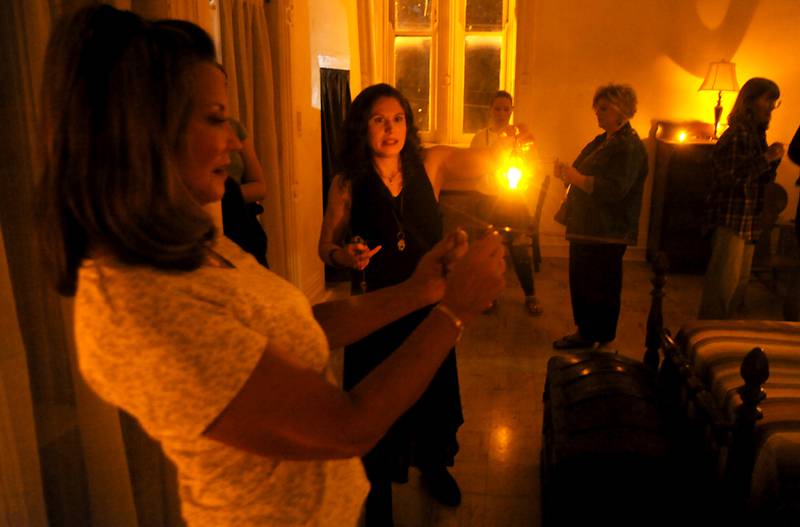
[514,0,800,258]
[282,0,359,299]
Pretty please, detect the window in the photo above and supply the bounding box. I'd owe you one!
[387,0,516,144]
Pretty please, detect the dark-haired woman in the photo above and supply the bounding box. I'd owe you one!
[40,7,505,526]
[698,77,784,319]
[318,84,499,525]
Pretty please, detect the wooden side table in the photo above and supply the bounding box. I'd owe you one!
[647,121,715,273]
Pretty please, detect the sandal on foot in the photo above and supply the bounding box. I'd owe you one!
[552,332,595,350]
[525,296,543,316]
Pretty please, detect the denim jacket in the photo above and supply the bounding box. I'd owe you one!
[563,123,648,245]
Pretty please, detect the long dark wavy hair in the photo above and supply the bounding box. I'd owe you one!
[728,77,780,130]
[38,5,220,296]
[337,83,425,187]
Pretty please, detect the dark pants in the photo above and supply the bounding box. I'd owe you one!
[222,178,269,268]
[440,191,535,299]
[503,232,535,297]
[483,195,535,298]
[568,241,627,342]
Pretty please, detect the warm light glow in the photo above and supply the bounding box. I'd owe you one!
[496,153,531,192]
[505,165,523,189]
[465,34,502,49]
[394,36,430,49]
[677,130,687,143]
[490,425,512,462]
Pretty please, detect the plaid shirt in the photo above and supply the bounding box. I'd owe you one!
[705,122,780,242]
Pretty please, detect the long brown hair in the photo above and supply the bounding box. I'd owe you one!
[338,83,425,187]
[38,5,218,296]
[727,77,780,129]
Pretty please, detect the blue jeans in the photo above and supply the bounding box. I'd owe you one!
[698,227,755,319]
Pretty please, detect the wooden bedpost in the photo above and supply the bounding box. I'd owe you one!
[737,347,769,424]
[726,347,770,508]
[644,252,669,371]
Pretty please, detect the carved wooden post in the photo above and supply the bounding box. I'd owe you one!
[644,252,669,371]
[726,347,769,508]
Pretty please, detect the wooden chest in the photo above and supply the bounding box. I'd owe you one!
[541,351,673,525]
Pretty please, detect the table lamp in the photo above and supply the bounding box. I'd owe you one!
[698,59,739,138]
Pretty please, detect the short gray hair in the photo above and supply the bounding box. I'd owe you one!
[593,84,638,119]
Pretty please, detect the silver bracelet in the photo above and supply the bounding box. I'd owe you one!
[433,303,464,342]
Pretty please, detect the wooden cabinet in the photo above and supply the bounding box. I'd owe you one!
[647,121,715,273]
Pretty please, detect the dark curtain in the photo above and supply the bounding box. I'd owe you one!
[320,67,351,210]
[222,178,269,268]
[320,67,351,283]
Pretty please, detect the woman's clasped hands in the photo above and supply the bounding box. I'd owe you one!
[408,228,506,321]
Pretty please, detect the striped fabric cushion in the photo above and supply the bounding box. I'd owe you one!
[677,321,800,510]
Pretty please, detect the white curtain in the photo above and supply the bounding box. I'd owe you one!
[357,0,379,87]
[218,0,286,277]
[0,2,211,525]
[0,1,94,525]
[0,229,48,527]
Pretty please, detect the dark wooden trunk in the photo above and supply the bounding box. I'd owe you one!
[541,351,675,526]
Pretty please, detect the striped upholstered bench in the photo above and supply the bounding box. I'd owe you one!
[673,320,800,521]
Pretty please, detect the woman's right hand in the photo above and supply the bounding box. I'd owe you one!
[336,239,381,270]
[440,231,506,323]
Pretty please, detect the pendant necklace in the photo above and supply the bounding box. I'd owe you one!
[391,191,406,252]
[381,166,406,253]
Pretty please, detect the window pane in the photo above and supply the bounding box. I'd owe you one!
[466,0,503,32]
[395,36,431,131]
[396,0,433,31]
[463,36,501,133]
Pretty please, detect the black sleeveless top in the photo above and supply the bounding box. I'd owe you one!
[343,165,462,471]
[349,165,442,292]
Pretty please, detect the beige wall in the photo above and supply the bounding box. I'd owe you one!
[514,0,800,257]
[278,0,359,298]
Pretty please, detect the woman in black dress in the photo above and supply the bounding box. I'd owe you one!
[318,83,500,526]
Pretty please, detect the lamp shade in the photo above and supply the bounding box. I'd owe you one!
[698,60,739,92]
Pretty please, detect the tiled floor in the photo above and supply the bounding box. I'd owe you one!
[330,251,786,526]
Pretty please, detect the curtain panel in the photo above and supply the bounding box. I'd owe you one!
[0,2,211,525]
[218,0,286,277]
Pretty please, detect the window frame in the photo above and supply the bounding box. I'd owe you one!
[384,0,517,145]
[387,1,439,140]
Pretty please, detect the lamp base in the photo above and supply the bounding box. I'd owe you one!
[713,91,723,139]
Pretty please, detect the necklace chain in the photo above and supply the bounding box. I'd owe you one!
[384,169,401,184]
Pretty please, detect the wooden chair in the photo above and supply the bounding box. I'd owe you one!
[528,174,550,272]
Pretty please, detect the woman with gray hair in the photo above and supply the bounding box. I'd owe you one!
[552,84,648,349]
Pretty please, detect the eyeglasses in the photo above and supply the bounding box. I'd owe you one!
[772,99,782,110]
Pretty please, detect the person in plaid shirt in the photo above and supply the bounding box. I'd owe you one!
[698,77,785,319]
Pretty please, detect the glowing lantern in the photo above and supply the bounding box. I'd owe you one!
[677,130,688,143]
[496,127,535,193]
[503,157,524,190]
